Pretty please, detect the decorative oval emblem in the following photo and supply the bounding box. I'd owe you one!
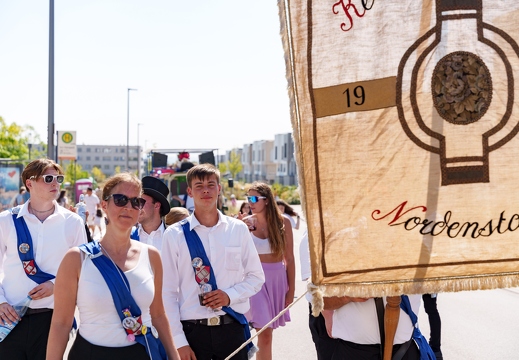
[432,51,492,125]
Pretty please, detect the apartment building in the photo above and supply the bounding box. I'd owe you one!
[251,140,276,184]
[76,145,143,176]
[273,133,297,185]
[241,144,253,183]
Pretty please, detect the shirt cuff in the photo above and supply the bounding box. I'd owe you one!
[173,333,190,349]
[223,288,239,306]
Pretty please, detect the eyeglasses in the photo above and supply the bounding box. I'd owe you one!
[247,196,267,204]
[30,175,65,184]
[104,194,146,210]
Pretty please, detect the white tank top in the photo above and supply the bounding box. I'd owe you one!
[251,233,272,255]
[76,243,155,347]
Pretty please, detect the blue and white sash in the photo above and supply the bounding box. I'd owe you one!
[79,242,166,360]
[11,207,55,284]
[180,220,255,357]
[400,295,436,360]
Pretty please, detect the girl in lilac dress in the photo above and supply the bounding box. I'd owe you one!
[244,182,295,360]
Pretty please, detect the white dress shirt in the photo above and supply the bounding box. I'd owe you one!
[331,295,421,344]
[0,200,87,308]
[162,211,265,348]
[136,222,166,251]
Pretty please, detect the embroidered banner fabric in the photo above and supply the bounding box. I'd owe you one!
[280,0,519,297]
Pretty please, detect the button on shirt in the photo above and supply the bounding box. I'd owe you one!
[161,212,265,348]
[0,201,87,308]
[137,222,166,251]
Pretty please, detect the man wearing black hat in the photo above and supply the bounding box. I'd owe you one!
[131,176,170,251]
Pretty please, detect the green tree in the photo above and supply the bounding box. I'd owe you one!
[0,117,45,161]
[218,162,228,176]
[114,166,121,174]
[91,166,107,183]
[227,150,243,179]
[64,162,89,185]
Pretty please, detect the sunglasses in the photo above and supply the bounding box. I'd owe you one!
[247,196,267,204]
[104,194,146,210]
[30,174,65,184]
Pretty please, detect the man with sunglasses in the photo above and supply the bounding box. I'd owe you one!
[132,176,170,251]
[0,158,87,359]
[162,164,264,360]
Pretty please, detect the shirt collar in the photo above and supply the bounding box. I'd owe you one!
[188,210,228,231]
[17,199,65,219]
[139,221,166,236]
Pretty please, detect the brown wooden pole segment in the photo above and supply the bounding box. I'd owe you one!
[383,296,401,360]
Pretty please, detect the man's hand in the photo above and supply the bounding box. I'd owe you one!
[178,345,197,360]
[0,302,19,325]
[29,280,54,300]
[202,289,230,309]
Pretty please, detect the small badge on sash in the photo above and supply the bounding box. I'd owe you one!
[195,265,211,284]
[19,243,30,254]
[121,307,143,342]
[23,260,37,275]
[192,257,203,269]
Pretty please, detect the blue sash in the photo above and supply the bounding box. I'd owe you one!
[400,295,436,360]
[11,208,55,284]
[130,226,140,240]
[180,220,255,356]
[79,242,166,360]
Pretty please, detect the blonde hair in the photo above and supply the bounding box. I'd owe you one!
[102,173,142,200]
[248,182,285,258]
[165,207,189,226]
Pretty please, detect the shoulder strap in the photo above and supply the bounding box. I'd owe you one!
[400,295,436,360]
[11,209,55,284]
[375,297,385,359]
[180,220,254,354]
[78,242,165,359]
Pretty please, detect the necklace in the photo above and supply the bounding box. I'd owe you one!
[30,204,54,213]
[99,243,130,292]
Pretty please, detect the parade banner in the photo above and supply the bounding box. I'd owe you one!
[280,0,519,297]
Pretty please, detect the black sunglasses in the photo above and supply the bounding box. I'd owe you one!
[104,194,146,210]
[247,196,267,204]
[30,174,65,184]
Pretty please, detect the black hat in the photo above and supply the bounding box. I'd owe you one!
[142,176,170,217]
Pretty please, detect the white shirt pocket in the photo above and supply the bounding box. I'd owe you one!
[224,247,241,271]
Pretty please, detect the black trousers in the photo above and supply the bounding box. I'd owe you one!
[308,304,340,359]
[422,294,442,353]
[308,304,420,360]
[182,320,247,360]
[68,332,150,360]
[0,310,53,360]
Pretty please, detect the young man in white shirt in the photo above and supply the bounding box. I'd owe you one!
[321,295,422,359]
[0,159,87,359]
[162,164,264,360]
[134,176,170,251]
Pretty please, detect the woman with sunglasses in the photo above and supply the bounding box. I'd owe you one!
[0,159,87,359]
[244,182,295,360]
[47,173,180,360]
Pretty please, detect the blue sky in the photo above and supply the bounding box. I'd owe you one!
[0,1,292,153]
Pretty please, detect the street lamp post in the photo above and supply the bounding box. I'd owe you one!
[137,123,143,178]
[126,88,137,171]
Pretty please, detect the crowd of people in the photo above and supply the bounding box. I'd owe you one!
[0,158,443,360]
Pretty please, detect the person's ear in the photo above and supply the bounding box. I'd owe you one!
[187,187,193,198]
